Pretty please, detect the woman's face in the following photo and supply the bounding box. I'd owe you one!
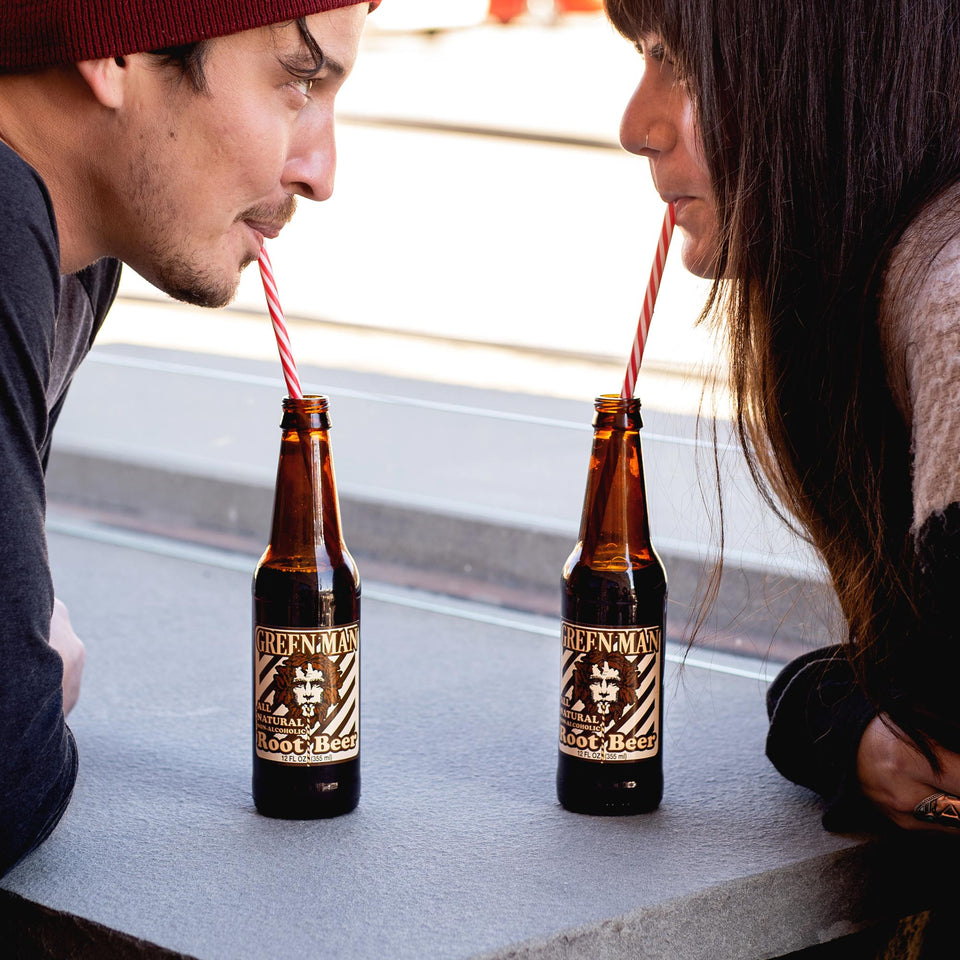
[619,36,720,279]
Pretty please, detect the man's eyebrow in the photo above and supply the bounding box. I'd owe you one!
[321,56,345,78]
[279,22,347,81]
[280,50,344,79]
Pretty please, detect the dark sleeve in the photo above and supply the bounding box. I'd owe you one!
[0,147,78,876]
[766,645,880,831]
[906,501,960,750]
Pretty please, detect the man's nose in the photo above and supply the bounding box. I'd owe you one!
[283,122,337,202]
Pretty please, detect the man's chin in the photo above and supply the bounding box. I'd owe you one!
[148,258,243,310]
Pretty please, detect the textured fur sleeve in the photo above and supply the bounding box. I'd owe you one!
[880,185,960,529]
[880,185,960,752]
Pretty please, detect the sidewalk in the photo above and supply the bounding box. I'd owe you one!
[46,329,837,662]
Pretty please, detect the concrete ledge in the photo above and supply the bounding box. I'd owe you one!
[4,842,950,960]
[0,890,190,960]
[2,527,952,960]
[480,841,949,960]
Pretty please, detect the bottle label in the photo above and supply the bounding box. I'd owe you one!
[558,621,661,762]
[254,623,359,765]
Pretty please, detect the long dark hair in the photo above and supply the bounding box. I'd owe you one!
[606,0,960,750]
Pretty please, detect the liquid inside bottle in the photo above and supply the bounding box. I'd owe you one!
[556,395,667,815]
[253,395,361,819]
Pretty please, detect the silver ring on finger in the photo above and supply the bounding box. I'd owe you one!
[912,792,960,827]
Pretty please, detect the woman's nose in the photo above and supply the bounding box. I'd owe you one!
[620,81,676,157]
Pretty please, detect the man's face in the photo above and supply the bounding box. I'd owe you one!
[589,661,621,715]
[109,5,366,307]
[292,663,327,717]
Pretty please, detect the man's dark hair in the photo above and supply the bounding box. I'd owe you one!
[148,17,324,94]
[147,41,210,92]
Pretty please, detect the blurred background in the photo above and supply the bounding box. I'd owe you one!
[54,3,830,658]
[107,2,718,413]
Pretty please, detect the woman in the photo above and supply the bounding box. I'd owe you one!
[604,0,960,833]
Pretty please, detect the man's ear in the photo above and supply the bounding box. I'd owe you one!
[75,57,129,109]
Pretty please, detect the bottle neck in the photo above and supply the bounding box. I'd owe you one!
[267,396,345,563]
[577,395,653,569]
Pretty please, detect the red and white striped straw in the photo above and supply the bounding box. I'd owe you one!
[620,203,676,399]
[257,244,303,399]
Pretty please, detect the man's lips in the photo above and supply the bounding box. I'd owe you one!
[244,220,283,240]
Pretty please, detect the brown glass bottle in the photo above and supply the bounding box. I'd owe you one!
[253,395,360,819]
[557,395,667,815]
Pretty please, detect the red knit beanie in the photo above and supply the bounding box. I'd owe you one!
[1,0,381,73]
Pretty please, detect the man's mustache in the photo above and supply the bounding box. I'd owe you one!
[238,195,298,229]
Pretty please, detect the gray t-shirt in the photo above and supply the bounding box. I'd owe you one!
[47,273,100,413]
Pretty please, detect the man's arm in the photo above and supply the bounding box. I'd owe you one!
[0,144,78,876]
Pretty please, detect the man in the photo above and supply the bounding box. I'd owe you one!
[0,0,379,876]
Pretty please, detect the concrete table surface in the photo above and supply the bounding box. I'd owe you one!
[0,522,911,960]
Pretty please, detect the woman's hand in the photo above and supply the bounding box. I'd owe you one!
[857,714,960,831]
[49,597,85,716]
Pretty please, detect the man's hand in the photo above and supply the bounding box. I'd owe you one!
[857,714,960,831]
[49,598,85,716]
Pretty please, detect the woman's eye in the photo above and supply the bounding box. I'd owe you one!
[647,42,668,63]
[635,37,670,64]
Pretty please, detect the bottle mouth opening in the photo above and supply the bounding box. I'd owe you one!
[282,394,329,413]
[593,394,642,429]
[280,395,330,431]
